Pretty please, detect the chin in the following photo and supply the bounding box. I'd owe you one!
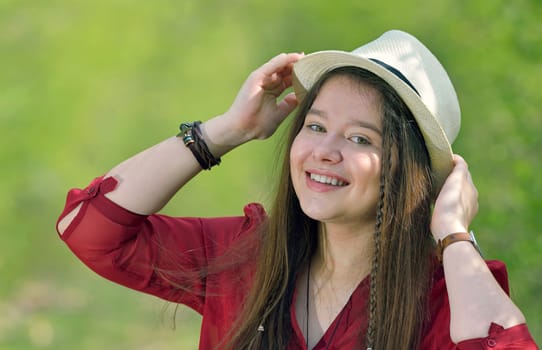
[299,205,336,223]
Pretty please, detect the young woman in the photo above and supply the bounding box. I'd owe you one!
[57,30,538,349]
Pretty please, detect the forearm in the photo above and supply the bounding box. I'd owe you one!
[443,242,526,343]
[104,114,247,214]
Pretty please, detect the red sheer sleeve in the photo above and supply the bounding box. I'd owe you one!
[457,322,538,349]
[56,176,266,314]
[420,260,539,349]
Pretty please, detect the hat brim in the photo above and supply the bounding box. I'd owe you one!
[292,50,453,195]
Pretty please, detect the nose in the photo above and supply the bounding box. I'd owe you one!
[312,135,343,163]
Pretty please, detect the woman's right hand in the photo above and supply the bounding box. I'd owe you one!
[221,52,304,143]
[431,154,479,241]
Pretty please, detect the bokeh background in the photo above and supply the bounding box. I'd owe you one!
[1,0,540,349]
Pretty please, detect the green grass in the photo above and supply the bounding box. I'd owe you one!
[1,0,540,348]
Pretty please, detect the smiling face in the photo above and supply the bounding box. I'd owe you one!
[290,75,384,230]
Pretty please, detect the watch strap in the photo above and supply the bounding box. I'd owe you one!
[436,232,473,263]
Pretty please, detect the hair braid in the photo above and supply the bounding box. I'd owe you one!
[366,182,384,349]
[366,125,393,350]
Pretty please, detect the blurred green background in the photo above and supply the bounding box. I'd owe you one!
[1,0,540,348]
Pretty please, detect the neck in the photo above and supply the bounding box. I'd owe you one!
[312,222,374,283]
[299,222,374,349]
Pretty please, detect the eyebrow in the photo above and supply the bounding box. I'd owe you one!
[308,108,383,136]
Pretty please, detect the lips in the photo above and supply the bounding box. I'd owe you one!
[308,172,348,187]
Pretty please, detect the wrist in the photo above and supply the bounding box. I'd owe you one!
[431,222,469,241]
[436,230,483,263]
[205,113,256,148]
[198,115,249,158]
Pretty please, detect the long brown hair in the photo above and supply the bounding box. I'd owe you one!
[222,66,435,350]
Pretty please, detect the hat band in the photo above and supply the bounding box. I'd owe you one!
[369,58,420,96]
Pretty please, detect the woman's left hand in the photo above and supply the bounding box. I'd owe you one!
[431,154,479,241]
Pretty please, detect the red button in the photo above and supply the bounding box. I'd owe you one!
[486,338,497,347]
[87,186,97,197]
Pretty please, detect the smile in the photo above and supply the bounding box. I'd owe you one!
[309,173,348,186]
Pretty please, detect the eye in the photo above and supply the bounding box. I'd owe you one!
[349,135,371,145]
[306,123,325,133]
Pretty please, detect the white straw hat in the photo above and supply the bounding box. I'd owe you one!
[292,30,460,194]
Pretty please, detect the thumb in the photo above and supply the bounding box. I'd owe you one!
[277,92,298,117]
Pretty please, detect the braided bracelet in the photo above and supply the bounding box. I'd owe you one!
[177,121,221,170]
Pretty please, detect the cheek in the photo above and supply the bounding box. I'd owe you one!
[289,136,307,171]
[289,139,302,197]
[349,153,382,195]
[351,152,382,177]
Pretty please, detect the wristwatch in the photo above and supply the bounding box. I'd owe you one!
[436,230,483,263]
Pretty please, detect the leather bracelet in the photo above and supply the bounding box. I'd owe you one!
[177,121,221,170]
[436,231,481,263]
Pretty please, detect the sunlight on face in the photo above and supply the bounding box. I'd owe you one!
[290,75,384,232]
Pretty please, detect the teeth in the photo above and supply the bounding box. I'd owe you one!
[310,173,346,186]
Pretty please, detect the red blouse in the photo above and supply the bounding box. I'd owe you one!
[57,176,539,350]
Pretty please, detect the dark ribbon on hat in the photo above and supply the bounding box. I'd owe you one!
[369,58,420,96]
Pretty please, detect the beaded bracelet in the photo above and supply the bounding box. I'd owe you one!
[177,121,221,170]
